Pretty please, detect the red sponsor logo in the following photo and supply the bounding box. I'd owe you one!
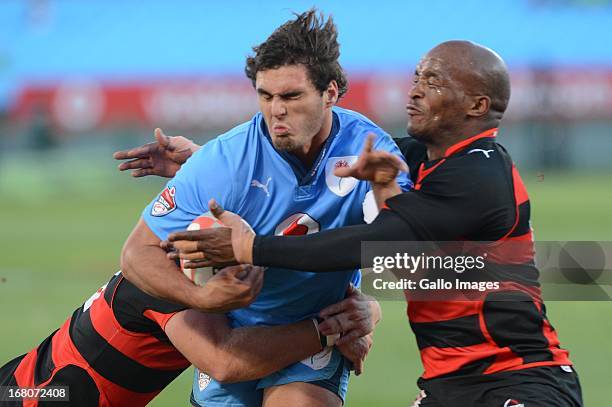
[275,213,320,236]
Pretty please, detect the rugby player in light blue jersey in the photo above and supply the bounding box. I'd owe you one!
[119,9,411,407]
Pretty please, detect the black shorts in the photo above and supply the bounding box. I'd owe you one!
[413,365,583,407]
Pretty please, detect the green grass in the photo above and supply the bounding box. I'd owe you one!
[0,156,610,406]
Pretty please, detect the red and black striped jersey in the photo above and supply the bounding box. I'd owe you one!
[390,128,571,379]
[8,272,190,406]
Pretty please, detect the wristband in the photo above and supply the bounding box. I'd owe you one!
[312,318,340,348]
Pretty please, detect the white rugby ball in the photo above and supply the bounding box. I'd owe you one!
[181,212,224,286]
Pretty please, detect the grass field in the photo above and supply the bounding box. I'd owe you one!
[0,150,611,406]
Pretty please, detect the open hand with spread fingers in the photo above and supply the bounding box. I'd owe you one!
[113,128,201,178]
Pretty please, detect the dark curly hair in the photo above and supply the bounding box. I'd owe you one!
[245,9,348,99]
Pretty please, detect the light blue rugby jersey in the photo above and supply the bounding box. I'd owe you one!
[143,106,412,326]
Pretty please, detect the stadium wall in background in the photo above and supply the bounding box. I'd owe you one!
[1,0,611,169]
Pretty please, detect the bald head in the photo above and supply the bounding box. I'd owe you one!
[407,40,511,148]
[427,40,511,120]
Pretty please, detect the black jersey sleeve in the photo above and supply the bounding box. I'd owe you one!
[386,152,515,242]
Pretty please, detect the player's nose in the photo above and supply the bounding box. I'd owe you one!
[271,97,287,117]
[409,83,424,100]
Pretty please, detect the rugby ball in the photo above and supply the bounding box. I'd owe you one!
[181,212,224,286]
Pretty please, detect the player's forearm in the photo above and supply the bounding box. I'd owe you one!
[168,310,322,383]
[217,320,322,382]
[121,218,201,309]
[372,180,402,209]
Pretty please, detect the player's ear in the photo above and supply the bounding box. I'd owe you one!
[466,94,490,118]
[324,80,339,107]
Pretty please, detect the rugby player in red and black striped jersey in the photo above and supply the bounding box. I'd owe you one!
[0,265,373,406]
[183,41,583,406]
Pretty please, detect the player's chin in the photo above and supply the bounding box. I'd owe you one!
[407,121,424,138]
[271,136,296,151]
[408,128,435,144]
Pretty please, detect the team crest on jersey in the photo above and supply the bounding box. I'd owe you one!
[503,399,525,407]
[274,213,320,236]
[325,156,359,197]
[197,370,211,391]
[151,186,176,217]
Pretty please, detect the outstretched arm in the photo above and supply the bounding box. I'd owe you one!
[163,200,415,272]
[113,128,201,178]
[252,211,412,271]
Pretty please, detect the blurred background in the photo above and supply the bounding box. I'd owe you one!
[0,0,611,406]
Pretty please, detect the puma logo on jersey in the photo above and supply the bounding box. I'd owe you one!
[251,177,272,197]
[468,148,494,158]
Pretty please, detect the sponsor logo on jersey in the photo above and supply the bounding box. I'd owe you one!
[503,399,525,407]
[275,213,320,236]
[325,156,359,197]
[151,186,176,216]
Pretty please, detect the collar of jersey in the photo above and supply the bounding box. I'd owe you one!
[443,128,498,158]
[261,111,340,186]
[414,128,498,190]
[420,127,498,169]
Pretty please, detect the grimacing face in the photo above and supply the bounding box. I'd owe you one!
[255,64,329,153]
[406,54,469,143]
